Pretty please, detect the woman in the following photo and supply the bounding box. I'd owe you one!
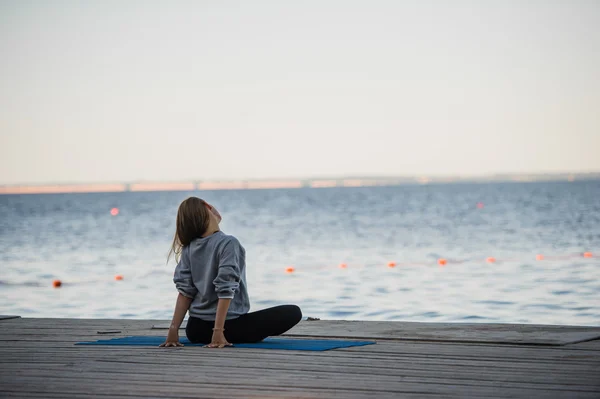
[160,197,302,348]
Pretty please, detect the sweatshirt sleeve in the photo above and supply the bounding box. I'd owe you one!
[213,238,242,299]
[173,247,198,299]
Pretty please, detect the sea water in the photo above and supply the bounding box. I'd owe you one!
[1,181,599,325]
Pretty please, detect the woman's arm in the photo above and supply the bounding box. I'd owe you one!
[208,238,242,348]
[160,293,193,347]
[207,298,233,348]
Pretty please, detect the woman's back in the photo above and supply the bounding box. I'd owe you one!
[174,231,250,321]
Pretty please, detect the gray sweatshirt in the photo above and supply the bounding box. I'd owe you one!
[173,231,250,321]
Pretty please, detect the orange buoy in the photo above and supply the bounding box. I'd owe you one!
[387,261,396,268]
[114,274,124,281]
[583,252,593,258]
[438,258,447,266]
[110,207,119,216]
[476,202,484,209]
[339,263,347,269]
[52,279,62,288]
[536,254,544,261]
[486,257,496,263]
[285,266,295,273]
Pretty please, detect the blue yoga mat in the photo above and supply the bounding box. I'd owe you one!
[76,336,375,351]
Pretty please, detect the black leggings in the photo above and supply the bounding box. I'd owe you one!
[186,304,302,344]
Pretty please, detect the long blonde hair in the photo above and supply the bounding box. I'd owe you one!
[167,197,211,263]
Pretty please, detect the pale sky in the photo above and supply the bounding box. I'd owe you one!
[1,0,599,184]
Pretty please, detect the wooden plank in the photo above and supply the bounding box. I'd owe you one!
[2,337,599,367]
[5,342,599,368]
[1,356,597,387]
[2,340,600,370]
[2,355,597,380]
[2,318,599,399]
[4,318,598,357]
[3,372,599,399]
[0,328,593,356]
[15,317,598,346]
[7,367,600,394]
[0,385,467,399]
[566,340,600,351]
[283,320,600,346]
[0,315,21,320]
[2,347,598,386]
[152,319,600,345]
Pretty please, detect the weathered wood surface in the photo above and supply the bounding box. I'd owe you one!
[1,318,599,398]
[153,319,600,345]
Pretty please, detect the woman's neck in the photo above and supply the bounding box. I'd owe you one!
[201,222,220,238]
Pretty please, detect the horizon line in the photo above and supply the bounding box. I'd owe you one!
[1,172,599,195]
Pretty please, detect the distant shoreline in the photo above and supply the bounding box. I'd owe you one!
[1,173,599,195]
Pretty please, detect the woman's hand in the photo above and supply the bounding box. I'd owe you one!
[159,327,183,348]
[205,330,232,348]
[161,293,192,348]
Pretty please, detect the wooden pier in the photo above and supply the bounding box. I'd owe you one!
[1,317,599,398]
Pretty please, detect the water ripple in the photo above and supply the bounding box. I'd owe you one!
[1,182,599,325]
